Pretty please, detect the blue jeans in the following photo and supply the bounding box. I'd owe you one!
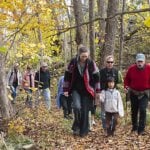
[10,85,17,101]
[41,88,51,110]
[72,90,93,136]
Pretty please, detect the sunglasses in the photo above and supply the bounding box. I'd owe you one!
[107,61,114,64]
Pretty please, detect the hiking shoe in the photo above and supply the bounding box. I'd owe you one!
[138,130,146,136]
[80,132,88,138]
[73,129,80,136]
[131,127,138,132]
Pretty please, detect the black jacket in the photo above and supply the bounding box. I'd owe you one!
[35,68,50,89]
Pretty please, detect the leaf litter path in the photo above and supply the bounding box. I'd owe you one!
[23,101,150,150]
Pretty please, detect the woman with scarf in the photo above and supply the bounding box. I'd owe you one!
[63,45,100,137]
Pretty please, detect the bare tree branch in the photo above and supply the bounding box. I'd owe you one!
[45,8,150,38]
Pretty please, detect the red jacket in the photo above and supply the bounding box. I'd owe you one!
[124,64,150,91]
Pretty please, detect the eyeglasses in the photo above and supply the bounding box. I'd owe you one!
[107,61,114,64]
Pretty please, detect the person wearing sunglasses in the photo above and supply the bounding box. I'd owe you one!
[124,53,150,135]
[99,55,123,133]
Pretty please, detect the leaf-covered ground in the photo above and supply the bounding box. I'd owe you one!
[16,100,150,150]
[3,76,150,150]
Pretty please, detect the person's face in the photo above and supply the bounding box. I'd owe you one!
[79,52,89,63]
[42,66,48,72]
[27,68,31,72]
[106,58,114,69]
[136,60,145,69]
[108,81,115,89]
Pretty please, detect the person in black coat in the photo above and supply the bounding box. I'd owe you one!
[63,45,100,137]
[35,62,51,110]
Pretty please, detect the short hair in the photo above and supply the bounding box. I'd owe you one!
[107,76,115,82]
[105,55,114,62]
[27,65,32,69]
[78,45,90,55]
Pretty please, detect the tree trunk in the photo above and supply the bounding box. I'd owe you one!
[64,0,73,58]
[0,49,14,118]
[119,0,126,70]
[97,0,107,66]
[97,0,107,40]
[100,0,119,67]
[89,0,95,59]
[73,0,86,45]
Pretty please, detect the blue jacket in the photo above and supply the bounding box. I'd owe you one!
[56,76,64,108]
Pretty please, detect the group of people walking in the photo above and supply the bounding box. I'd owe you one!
[7,62,51,111]
[57,45,150,138]
[7,45,150,138]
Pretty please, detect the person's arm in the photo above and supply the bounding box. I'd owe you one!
[100,90,105,103]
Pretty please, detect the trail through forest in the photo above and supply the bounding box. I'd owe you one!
[19,100,150,150]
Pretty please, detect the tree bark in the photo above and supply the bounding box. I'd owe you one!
[100,0,119,67]
[0,60,12,118]
[97,0,107,66]
[89,0,95,59]
[119,0,126,70]
[73,0,86,45]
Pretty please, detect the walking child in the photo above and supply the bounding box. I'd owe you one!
[100,77,124,137]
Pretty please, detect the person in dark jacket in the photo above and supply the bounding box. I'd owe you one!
[100,55,123,131]
[124,53,150,135]
[7,63,22,104]
[35,62,51,110]
[63,45,100,137]
[56,75,72,119]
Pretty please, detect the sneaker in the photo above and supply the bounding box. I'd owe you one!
[92,120,96,126]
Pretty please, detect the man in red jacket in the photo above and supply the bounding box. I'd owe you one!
[124,53,150,135]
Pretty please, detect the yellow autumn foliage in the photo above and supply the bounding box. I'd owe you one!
[144,17,150,27]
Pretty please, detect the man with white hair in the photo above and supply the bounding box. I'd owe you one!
[124,53,150,135]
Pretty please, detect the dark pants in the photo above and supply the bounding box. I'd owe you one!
[130,92,148,133]
[71,90,93,136]
[25,89,32,107]
[60,95,72,117]
[10,82,18,101]
[106,112,119,136]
